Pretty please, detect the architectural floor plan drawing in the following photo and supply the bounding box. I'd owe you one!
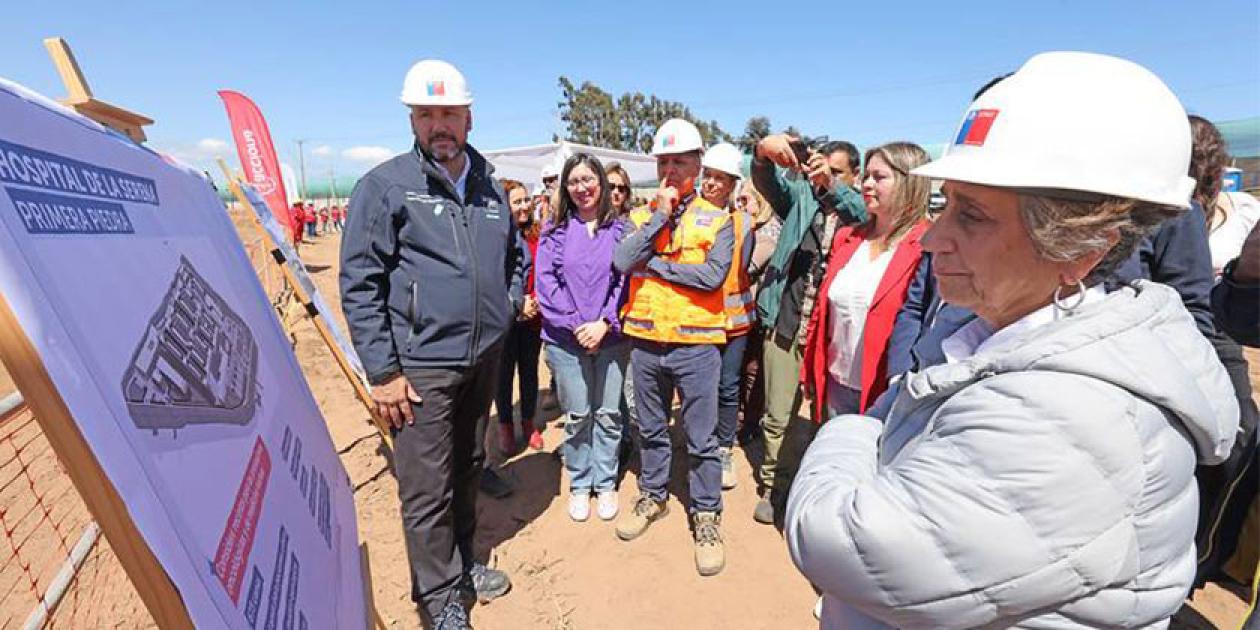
[122,256,260,430]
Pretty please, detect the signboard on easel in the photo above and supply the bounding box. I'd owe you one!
[216,165,392,449]
[0,77,368,628]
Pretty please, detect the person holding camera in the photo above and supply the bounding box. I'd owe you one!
[748,135,867,526]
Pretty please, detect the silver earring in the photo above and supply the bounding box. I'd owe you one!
[1052,279,1087,314]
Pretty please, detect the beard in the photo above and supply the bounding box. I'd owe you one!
[422,132,464,162]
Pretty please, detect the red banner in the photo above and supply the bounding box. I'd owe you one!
[218,90,295,240]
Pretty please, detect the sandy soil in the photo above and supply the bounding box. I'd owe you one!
[291,232,1254,630]
[285,232,818,629]
[0,220,1253,628]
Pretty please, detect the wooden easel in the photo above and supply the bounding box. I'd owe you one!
[23,37,386,629]
[217,159,394,452]
[43,38,153,143]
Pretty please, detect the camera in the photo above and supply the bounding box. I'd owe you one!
[788,135,831,166]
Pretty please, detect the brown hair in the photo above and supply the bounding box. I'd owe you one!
[864,142,931,243]
[501,178,540,240]
[739,179,775,226]
[550,153,616,234]
[604,161,634,215]
[1188,115,1229,229]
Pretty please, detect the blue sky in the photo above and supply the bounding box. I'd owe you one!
[3,0,1257,188]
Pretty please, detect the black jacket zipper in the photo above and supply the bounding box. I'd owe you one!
[407,281,418,346]
[418,150,483,366]
[463,177,481,364]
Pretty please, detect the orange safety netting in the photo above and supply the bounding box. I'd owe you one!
[0,401,152,629]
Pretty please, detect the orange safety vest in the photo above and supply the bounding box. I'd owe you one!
[721,211,755,336]
[622,198,729,344]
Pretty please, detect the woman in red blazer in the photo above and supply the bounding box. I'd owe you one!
[802,142,932,419]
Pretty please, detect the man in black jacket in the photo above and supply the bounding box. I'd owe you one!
[340,59,526,630]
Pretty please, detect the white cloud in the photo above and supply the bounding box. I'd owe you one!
[342,145,392,164]
[195,138,230,154]
[312,144,334,157]
[149,138,233,176]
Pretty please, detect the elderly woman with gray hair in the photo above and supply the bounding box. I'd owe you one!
[785,52,1240,629]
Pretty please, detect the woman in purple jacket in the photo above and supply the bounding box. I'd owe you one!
[536,153,630,522]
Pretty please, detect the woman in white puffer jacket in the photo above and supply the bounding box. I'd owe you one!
[785,52,1240,629]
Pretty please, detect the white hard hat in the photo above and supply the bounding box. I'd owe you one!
[540,164,558,180]
[652,118,705,156]
[912,51,1194,208]
[702,143,744,178]
[400,59,474,107]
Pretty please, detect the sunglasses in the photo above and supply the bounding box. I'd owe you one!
[609,184,630,193]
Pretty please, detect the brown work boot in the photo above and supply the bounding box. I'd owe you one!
[615,494,668,541]
[693,511,726,576]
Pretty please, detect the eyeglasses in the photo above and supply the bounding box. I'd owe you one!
[609,185,629,194]
[566,176,598,189]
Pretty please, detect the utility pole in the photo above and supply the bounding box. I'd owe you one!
[295,139,308,200]
[328,166,337,204]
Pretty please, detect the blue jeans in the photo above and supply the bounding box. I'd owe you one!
[631,341,722,513]
[546,341,628,493]
[716,333,749,448]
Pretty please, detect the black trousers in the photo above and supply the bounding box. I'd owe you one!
[396,346,502,619]
[494,321,542,425]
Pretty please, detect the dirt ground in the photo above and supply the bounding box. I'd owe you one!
[288,232,1254,630]
[289,231,817,629]
[0,225,1254,628]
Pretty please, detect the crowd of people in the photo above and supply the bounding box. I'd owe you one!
[338,54,1258,629]
[287,199,345,243]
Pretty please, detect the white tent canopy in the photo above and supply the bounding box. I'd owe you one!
[482,140,658,188]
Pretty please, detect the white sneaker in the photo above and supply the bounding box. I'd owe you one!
[568,491,591,522]
[596,490,619,521]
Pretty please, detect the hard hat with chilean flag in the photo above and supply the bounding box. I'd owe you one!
[400,59,474,107]
[652,118,705,156]
[912,51,1194,208]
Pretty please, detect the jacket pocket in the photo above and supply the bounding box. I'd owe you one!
[448,210,463,260]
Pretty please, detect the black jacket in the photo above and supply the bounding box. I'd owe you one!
[339,145,527,382]
[1212,260,1260,348]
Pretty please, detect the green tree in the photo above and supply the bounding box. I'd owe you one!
[557,76,734,152]
[738,116,772,152]
[557,77,621,149]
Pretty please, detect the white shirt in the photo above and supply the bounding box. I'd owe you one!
[434,150,471,205]
[826,241,896,387]
[942,284,1108,364]
[1208,192,1260,276]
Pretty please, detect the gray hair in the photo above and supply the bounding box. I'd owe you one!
[1017,193,1183,284]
